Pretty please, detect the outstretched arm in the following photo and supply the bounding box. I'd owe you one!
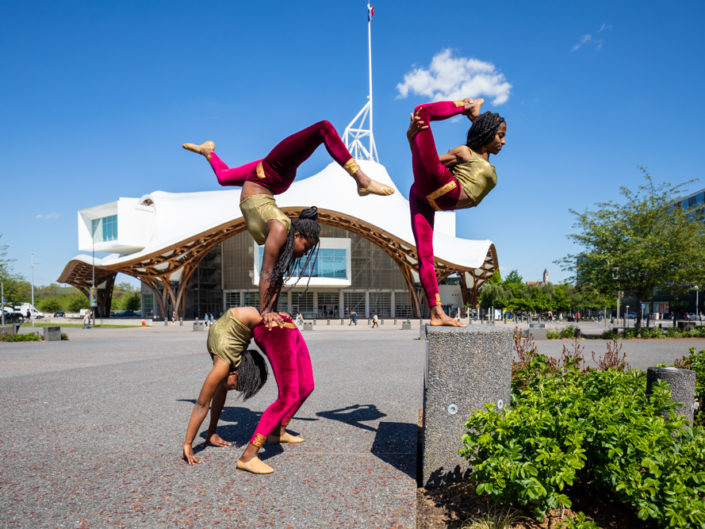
[183,357,230,464]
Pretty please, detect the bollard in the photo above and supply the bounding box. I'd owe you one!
[422,325,513,488]
[327,319,330,326]
[401,319,411,330]
[43,326,61,341]
[646,367,696,426]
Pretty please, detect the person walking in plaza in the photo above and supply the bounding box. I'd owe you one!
[406,97,506,327]
[372,313,379,328]
[183,122,394,327]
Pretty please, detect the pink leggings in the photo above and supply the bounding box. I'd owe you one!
[409,101,466,307]
[207,120,355,195]
[249,317,314,446]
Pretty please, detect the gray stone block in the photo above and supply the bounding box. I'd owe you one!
[303,322,313,331]
[401,320,411,330]
[193,322,205,331]
[530,328,547,340]
[646,366,696,426]
[43,326,61,341]
[529,323,545,328]
[422,325,513,488]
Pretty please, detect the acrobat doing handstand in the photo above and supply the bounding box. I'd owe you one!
[407,98,506,326]
[183,121,394,327]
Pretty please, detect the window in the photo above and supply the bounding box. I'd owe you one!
[91,215,118,243]
[258,248,348,279]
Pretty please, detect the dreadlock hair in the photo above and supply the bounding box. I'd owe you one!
[233,349,268,400]
[263,206,321,310]
[466,111,505,151]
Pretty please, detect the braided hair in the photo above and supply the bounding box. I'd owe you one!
[233,349,268,400]
[466,111,505,151]
[263,206,321,310]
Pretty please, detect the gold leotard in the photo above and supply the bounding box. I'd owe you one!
[239,194,292,245]
[206,309,253,369]
[452,150,497,209]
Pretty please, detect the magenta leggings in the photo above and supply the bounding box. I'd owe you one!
[207,121,355,195]
[409,101,466,307]
[249,317,314,446]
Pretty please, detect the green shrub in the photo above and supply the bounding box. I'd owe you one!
[461,345,705,528]
[1,333,42,342]
[60,332,69,341]
[546,326,580,340]
[559,512,599,529]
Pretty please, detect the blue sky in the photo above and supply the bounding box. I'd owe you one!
[1,0,704,287]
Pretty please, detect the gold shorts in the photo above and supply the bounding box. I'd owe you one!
[239,194,292,245]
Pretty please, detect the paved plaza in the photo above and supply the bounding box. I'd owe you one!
[1,321,703,528]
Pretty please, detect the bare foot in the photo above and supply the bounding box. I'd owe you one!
[237,456,274,474]
[182,141,215,156]
[354,170,394,196]
[206,433,232,447]
[462,98,485,121]
[429,307,466,327]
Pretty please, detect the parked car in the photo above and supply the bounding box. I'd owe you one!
[53,311,65,317]
[686,313,700,321]
[625,312,637,319]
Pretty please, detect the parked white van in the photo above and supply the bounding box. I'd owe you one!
[19,303,44,319]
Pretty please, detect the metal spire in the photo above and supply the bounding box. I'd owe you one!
[342,3,379,162]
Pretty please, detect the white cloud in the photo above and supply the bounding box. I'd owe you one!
[35,212,59,220]
[396,49,511,105]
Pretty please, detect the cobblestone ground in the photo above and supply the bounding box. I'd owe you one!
[0,324,424,529]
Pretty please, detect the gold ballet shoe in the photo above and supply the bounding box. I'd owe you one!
[357,179,395,197]
[267,431,305,444]
[182,141,215,156]
[236,457,274,474]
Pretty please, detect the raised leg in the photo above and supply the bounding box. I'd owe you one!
[263,121,393,196]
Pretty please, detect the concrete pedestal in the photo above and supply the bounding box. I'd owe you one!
[422,325,513,488]
[303,322,313,331]
[193,322,205,331]
[43,326,61,341]
[646,366,696,426]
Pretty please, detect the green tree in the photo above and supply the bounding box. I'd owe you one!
[38,297,62,314]
[67,293,89,312]
[560,172,705,329]
[124,292,141,312]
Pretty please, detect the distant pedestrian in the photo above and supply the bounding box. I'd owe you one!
[209,313,215,326]
[349,311,358,326]
[372,314,379,328]
[82,311,91,329]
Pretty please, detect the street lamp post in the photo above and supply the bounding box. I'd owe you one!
[626,305,630,329]
[695,285,699,320]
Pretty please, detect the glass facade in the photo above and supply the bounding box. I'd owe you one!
[159,224,436,319]
[260,247,348,279]
[91,215,118,243]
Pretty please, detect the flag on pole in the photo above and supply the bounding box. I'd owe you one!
[368,5,374,21]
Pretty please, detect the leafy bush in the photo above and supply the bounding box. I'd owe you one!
[546,325,580,339]
[559,512,599,529]
[61,332,69,341]
[461,344,705,528]
[1,333,42,342]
